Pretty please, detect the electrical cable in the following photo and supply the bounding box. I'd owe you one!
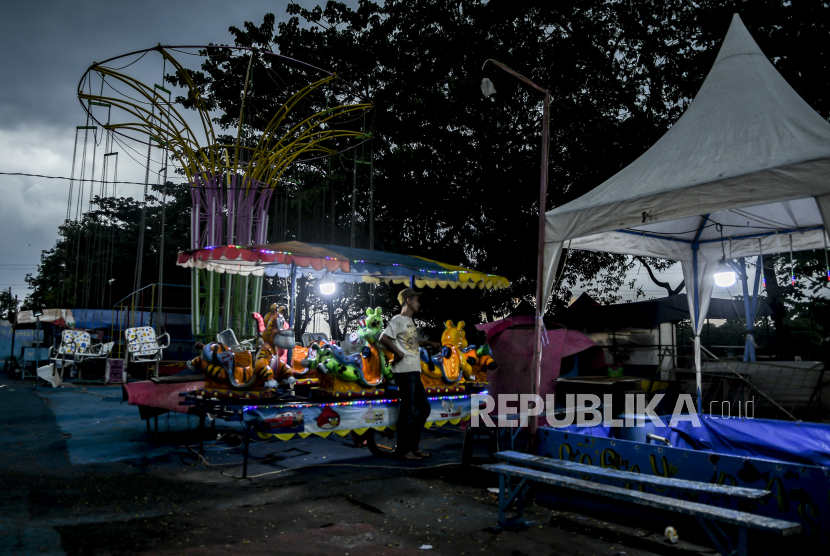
[222,460,465,480]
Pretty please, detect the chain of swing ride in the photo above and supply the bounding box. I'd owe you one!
[63,55,376,338]
[63,61,169,334]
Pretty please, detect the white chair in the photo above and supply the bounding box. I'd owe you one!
[125,326,170,363]
[50,330,112,379]
[76,341,114,364]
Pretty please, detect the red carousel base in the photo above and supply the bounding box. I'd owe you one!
[425,385,465,395]
[196,388,278,400]
[314,388,386,399]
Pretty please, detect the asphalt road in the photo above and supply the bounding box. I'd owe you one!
[0,371,762,556]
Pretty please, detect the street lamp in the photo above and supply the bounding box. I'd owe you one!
[480,78,496,98]
[481,59,550,437]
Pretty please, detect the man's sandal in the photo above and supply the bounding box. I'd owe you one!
[413,450,432,458]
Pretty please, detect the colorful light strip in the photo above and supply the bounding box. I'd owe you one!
[198,245,346,261]
[241,393,471,412]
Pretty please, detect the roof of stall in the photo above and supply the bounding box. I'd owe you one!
[176,241,510,290]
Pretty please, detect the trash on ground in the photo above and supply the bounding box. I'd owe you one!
[664,526,679,544]
[419,545,433,550]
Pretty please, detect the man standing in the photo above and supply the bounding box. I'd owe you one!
[379,288,438,461]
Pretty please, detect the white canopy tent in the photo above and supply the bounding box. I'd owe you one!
[540,14,830,411]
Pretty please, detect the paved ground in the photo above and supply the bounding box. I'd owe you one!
[0,371,774,556]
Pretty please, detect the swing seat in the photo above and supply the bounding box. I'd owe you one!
[76,341,114,363]
[50,330,93,367]
[125,326,170,363]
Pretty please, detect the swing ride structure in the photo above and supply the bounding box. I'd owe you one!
[74,45,374,341]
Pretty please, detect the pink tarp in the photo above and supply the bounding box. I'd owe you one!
[477,316,605,399]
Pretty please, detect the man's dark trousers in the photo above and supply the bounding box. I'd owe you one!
[395,371,430,454]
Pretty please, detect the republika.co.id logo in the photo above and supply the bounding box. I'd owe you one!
[469,393,752,428]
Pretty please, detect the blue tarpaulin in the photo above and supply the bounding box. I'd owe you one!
[553,415,830,467]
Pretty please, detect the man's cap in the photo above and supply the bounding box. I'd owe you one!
[397,287,422,306]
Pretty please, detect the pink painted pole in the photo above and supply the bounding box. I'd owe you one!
[484,60,550,437]
[531,91,550,436]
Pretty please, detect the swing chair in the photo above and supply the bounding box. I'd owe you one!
[124,325,170,379]
[50,329,114,379]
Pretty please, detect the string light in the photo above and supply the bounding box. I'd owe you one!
[242,393,471,412]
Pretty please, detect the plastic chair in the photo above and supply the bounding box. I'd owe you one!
[76,341,114,364]
[50,330,112,379]
[49,330,90,377]
[125,326,170,363]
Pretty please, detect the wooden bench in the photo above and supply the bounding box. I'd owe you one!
[484,453,801,556]
[496,451,771,501]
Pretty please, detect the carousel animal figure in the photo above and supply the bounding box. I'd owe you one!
[252,310,294,385]
[348,307,395,378]
[304,341,386,396]
[303,308,392,397]
[418,320,472,393]
[462,343,497,379]
[188,340,277,395]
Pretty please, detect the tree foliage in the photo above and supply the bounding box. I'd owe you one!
[23,183,192,312]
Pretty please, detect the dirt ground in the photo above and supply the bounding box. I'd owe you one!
[0,372,788,556]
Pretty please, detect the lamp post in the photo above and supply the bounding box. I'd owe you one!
[481,59,550,436]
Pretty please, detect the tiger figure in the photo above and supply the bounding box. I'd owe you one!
[189,341,275,390]
[252,307,293,384]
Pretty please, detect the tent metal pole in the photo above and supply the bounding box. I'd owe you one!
[481,59,549,436]
[750,255,762,358]
[691,214,708,415]
[739,258,756,362]
[693,249,702,414]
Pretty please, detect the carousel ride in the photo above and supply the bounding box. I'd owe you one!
[84,45,511,465]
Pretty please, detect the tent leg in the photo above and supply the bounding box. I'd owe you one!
[740,258,755,362]
[695,335,702,414]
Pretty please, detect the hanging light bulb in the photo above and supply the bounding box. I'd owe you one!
[480,78,496,98]
[714,260,736,288]
[319,271,336,296]
[319,279,336,296]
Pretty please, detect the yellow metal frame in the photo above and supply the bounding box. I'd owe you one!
[78,47,373,193]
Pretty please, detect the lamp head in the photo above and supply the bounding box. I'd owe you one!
[714,260,736,288]
[480,78,496,98]
[319,272,336,296]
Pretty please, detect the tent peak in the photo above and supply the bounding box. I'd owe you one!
[713,14,767,66]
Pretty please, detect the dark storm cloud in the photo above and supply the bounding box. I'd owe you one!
[0,1,334,302]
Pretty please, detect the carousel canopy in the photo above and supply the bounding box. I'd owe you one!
[176,241,510,290]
